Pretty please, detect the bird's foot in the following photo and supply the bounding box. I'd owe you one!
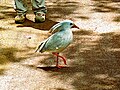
[56,65,67,68]
[52,52,67,65]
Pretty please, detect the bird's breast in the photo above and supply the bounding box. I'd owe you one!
[43,29,73,53]
[55,30,73,51]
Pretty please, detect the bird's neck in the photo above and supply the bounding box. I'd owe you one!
[61,28,70,31]
[60,29,72,35]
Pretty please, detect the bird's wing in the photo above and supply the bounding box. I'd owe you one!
[35,38,49,53]
[49,23,62,34]
[35,31,64,53]
[42,31,70,52]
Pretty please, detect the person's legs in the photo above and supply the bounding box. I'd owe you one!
[31,0,47,22]
[14,0,27,23]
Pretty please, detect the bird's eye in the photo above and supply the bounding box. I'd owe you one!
[70,23,73,26]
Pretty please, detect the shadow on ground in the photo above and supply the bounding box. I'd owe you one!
[0,0,81,30]
[46,0,80,19]
[0,5,16,19]
[0,47,16,75]
[92,0,120,13]
[0,47,30,75]
[17,18,58,30]
[35,30,120,90]
[16,0,81,30]
[113,15,120,22]
[0,0,120,89]
[92,0,120,22]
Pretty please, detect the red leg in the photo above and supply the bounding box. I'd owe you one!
[56,54,59,67]
[57,55,67,65]
[52,52,67,68]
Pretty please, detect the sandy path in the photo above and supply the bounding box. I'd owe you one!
[0,0,120,90]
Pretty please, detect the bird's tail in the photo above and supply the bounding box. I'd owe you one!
[35,42,44,53]
[35,39,49,53]
[49,22,61,34]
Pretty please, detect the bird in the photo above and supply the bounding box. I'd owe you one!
[35,20,79,68]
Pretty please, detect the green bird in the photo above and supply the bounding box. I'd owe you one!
[36,20,79,68]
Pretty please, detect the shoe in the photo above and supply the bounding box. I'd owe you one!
[35,12,45,23]
[15,14,26,24]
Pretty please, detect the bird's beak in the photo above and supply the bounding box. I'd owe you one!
[72,24,79,29]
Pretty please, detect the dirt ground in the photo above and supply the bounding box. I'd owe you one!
[0,0,120,90]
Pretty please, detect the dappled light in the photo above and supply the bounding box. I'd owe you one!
[16,18,58,30]
[113,15,120,22]
[38,30,120,90]
[0,0,120,90]
[0,47,17,75]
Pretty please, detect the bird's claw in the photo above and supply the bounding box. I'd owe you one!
[56,65,67,68]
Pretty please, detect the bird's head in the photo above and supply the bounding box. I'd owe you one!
[49,20,79,34]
